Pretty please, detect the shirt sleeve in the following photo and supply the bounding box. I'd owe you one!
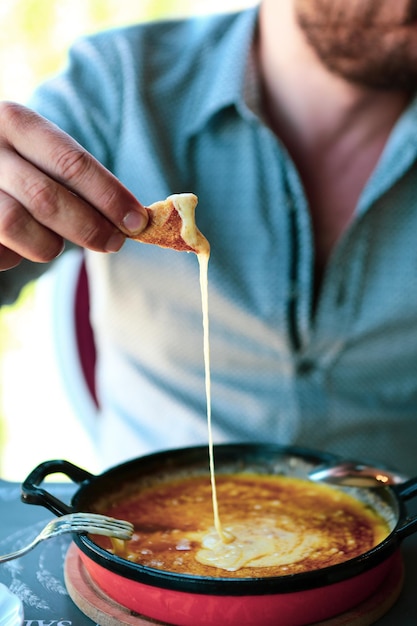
[28,32,125,167]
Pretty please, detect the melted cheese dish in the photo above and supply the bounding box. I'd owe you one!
[92,473,389,578]
[123,192,390,577]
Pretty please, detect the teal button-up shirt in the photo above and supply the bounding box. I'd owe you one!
[23,6,417,473]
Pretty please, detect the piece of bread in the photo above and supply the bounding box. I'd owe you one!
[131,193,210,254]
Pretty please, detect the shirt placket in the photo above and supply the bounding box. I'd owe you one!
[281,159,371,443]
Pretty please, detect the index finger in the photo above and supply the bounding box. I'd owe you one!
[0,101,148,236]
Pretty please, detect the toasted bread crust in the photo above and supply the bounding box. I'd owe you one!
[131,193,209,254]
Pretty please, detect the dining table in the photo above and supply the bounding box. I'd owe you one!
[1,477,417,626]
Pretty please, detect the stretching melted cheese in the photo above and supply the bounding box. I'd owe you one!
[133,192,228,544]
[170,193,209,254]
[167,194,227,542]
[169,194,231,544]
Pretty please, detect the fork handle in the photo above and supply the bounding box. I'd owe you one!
[0,537,41,563]
[21,460,94,516]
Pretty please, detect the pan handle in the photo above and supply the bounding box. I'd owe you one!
[21,459,94,517]
[393,477,417,539]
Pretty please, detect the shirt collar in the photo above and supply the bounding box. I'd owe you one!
[358,93,417,214]
[184,5,260,138]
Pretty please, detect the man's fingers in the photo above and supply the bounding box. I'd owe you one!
[0,190,65,263]
[0,242,23,271]
[0,147,127,253]
[0,101,148,236]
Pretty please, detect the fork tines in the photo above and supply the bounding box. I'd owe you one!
[53,513,134,539]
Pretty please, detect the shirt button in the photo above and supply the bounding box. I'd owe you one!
[296,359,316,375]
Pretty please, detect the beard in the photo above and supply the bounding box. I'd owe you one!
[294,0,417,91]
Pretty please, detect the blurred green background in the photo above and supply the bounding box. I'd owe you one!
[0,0,252,103]
[0,0,254,478]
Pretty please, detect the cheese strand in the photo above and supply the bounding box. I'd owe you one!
[198,252,231,544]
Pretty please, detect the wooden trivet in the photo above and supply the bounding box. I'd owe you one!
[64,543,404,626]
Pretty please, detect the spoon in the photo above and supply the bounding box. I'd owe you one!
[308,461,408,488]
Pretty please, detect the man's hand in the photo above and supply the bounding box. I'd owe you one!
[0,101,149,270]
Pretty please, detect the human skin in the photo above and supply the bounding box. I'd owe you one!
[0,102,148,270]
[294,0,417,90]
[257,0,416,283]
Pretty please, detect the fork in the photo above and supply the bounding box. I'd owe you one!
[0,512,134,563]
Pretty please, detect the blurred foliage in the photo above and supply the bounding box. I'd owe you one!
[0,0,253,102]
